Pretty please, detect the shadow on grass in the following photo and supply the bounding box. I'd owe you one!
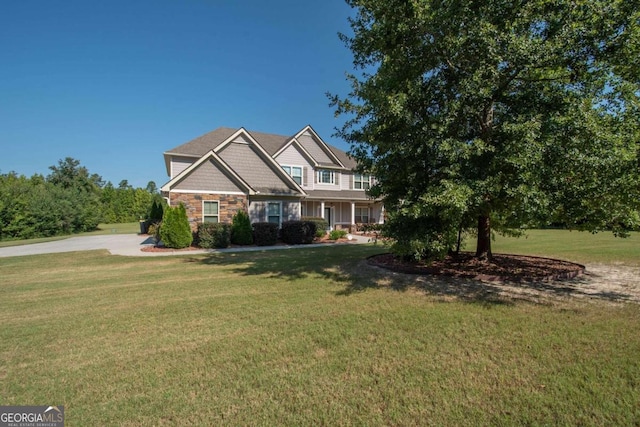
[184,245,637,305]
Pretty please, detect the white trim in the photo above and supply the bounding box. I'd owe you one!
[289,125,345,168]
[160,150,255,194]
[163,152,199,177]
[274,138,319,168]
[266,201,283,226]
[317,169,336,185]
[281,164,304,186]
[202,200,220,223]
[351,202,355,225]
[354,173,372,191]
[354,206,370,223]
[168,189,246,196]
[216,128,307,196]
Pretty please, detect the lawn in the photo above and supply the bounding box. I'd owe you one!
[488,229,640,265]
[0,235,639,425]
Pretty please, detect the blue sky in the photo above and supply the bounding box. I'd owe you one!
[0,0,356,188]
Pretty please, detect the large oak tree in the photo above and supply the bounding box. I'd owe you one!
[331,0,639,260]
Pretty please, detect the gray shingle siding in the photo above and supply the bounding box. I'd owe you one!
[297,132,335,165]
[218,142,294,194]
[173,159,243,193]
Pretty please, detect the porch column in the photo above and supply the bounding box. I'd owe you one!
[380,205,385,223]
[320,201,325,219]
[350,202,355,226]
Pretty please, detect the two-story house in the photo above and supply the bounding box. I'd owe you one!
[160,125,384,231]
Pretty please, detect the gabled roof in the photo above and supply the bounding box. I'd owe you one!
[161,150,255,194]
[283,125,346,168]
[162,128,306,197]
[164,125,358,173]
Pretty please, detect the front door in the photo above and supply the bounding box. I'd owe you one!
[324,207,332,230]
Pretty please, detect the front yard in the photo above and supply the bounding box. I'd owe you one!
[1,235,639,425]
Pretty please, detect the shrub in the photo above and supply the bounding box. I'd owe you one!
[252,222,279,246]
[281,220,317,244]
[196,222,230,248]
[329,229,348,240]
[231,210,253,245]
[160,203,193,249]
[302,216,328,238]
[148,195,165,223]
[147,221,162,243]
[359,223,383,234]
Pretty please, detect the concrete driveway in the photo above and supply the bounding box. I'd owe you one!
[0,233,372,258]
[0,234,159,258]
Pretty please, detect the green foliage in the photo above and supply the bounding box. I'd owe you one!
[0,166,102,240]
[302,216,329,238]
[148,195,165,223]
[252,222,279,246]
[359,223,383,234]
[101,182,154,223]
[196,222,231,249]
[231,210,253,245]
[0,157,160,240]
[328,229,348,240]
[281,221,317,244]
[332,0,640,260]
[147,221,162,243]
[159,203,193,249]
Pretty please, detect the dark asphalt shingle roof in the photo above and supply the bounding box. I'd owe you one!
[165,127,357,169]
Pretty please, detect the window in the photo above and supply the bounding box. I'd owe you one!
[318,169,335,184]
[354,174,371,190]
[203,201,219,223]
[355,207,369,223]
[267,202,281,225]
[282,165,302,185]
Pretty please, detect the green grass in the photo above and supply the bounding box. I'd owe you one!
[1,243,639,425]
[485,229,640,265]
[0,222,141,248]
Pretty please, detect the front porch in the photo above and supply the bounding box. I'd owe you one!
[301,200,384,232]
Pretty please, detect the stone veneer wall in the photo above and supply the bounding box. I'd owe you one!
[168,192,248,231]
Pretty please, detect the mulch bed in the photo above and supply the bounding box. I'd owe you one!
[140,236,353,252]
[368,252,585,282]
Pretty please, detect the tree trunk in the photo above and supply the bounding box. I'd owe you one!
[475,215,492,260]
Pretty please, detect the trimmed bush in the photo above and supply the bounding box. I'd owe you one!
[196,222,231,249]
[147,221,162,243]
[148,195,165,223]
[160,203,193,249]
[231,210,253,245]
[252,222,279,246]
[281,220,317,244]
[302,216,329,238]
[359,223,383,234]
[329,229,348,240]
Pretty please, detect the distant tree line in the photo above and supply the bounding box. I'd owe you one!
[0,157,163,240]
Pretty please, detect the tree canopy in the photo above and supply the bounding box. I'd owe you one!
[1,158,161,240]
[331,0,640,260]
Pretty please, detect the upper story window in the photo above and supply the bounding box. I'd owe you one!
[317,169,335,184]
[354,173,371,190]
[282,165,302,185]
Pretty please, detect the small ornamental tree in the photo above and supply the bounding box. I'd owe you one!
[231,210,253,245]
[160,203,193,249]
[148,195,165,223]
